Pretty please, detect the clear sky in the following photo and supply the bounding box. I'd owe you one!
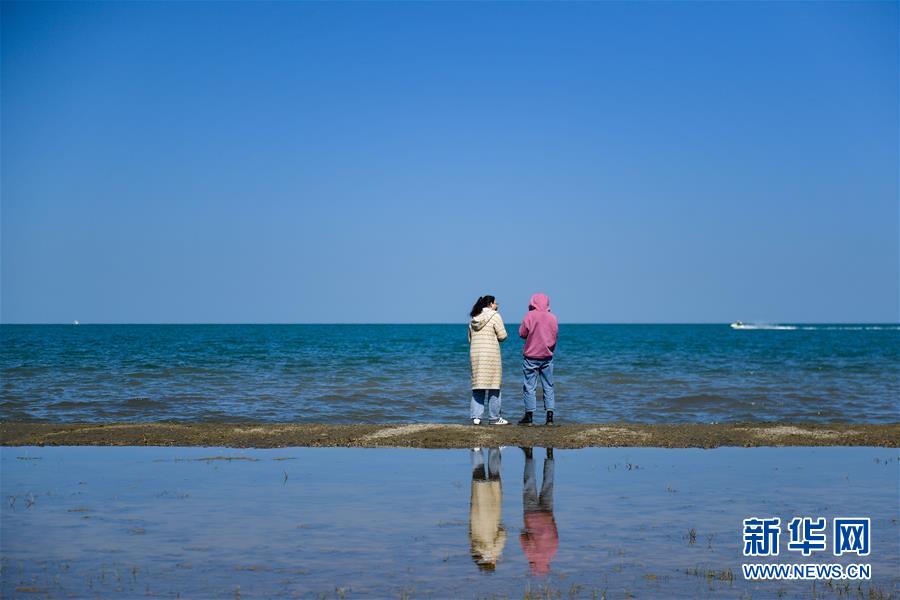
[2,1,897,324]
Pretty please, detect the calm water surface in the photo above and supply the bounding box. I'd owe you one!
[2,324,898,423]
[1,446,897,598]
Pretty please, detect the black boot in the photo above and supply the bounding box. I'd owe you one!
[517,411,533,426]
[545,410,554,426]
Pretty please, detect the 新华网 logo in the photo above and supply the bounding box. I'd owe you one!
[741,516,872,581]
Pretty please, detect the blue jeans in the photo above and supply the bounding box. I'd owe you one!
[523,452,555,512]
[523,357,554,411]
[471,389,502,421]
[471,447,502,480]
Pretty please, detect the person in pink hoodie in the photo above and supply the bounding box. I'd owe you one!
[517,293,559,426]
[519,446,558,576]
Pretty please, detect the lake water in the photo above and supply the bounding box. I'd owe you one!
[2,446,897,598]
[2,324,898,424]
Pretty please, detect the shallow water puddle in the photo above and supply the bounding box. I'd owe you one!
[1,446,897,598]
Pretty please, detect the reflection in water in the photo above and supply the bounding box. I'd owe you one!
[469,447,506,571]
[3,447,898,598]
[520,447,559,576]
[467,447,561,576]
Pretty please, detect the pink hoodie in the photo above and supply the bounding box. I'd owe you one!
[519,511,559,576]
[519,293,559,359]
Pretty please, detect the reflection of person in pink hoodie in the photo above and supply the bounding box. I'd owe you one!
[519,447,558,576]
[517,293,559,426]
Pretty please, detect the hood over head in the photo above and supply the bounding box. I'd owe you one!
[470,308,497,331]
[528,293,550,311]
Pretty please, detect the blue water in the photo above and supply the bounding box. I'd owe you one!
[2,446,897,598]
[1,324,898,423]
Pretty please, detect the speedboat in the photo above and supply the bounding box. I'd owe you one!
[731,321,797,330]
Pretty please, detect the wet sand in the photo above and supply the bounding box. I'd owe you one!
[1,421,897,448]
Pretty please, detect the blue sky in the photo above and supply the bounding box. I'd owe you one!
[2,1,897,323]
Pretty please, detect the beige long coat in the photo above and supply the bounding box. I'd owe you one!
[469,480,507,568]
[468,308,508,389]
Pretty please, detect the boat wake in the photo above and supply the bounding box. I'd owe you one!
[731,322,796,330]
[731,322,898,331]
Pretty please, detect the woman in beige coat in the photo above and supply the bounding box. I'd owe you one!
[468,295,509,425]
[469,447,506,570]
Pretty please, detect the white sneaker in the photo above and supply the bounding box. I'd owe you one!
[472,418,482,425]
[491,418,509,425]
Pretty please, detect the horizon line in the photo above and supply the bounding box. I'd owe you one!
[1,321,898,326]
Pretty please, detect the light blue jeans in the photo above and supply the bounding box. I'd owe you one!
[523,451,555,512]
[523,357,554,411]
[471,389,502,421]
[471,447,502,480]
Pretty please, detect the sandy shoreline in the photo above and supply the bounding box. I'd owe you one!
[1,421,898,448]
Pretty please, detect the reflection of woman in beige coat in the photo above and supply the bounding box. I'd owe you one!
[468,295,509,425]
[469,447,506,571]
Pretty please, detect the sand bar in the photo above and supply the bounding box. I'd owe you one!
[1,421,897,448]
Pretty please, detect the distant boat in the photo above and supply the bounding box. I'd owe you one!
[73,320,79,325]
[731,321,797,330]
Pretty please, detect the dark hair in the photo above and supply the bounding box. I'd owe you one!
[469,295,496,318]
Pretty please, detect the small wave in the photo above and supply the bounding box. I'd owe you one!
[48,400,90,409]
[122,397,168,409]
